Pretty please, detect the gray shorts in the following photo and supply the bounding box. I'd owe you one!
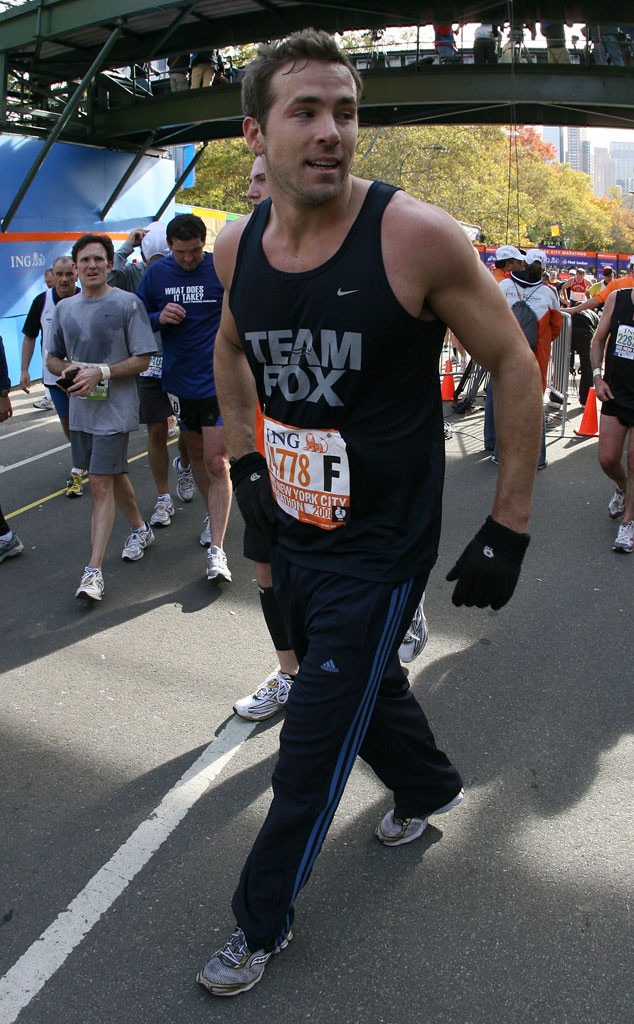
[71,430,130,475]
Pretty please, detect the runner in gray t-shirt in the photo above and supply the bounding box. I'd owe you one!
[46,233,158,604]
[49,286,157,435]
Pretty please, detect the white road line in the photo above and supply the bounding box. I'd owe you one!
[0,443,70,474]
[0,716,257,1024]
[0,421,59,442]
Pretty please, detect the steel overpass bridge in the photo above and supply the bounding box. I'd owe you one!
[1,0,633,230]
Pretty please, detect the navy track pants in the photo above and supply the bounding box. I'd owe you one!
[231,551,463,951]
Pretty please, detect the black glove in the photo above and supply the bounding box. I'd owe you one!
[446,516,530,610]
[229,451,277,547]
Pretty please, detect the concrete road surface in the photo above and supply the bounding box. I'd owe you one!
[1,386,632,1024]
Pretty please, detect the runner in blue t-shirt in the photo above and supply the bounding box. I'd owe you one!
[138,214,232,583]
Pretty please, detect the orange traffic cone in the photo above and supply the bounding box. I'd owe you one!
[441,359,455,401]
[574,386,599,437]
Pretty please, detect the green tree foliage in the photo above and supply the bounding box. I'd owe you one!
[177,123,634,253]
[177,139,255,215]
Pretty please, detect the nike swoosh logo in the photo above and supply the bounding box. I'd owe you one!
[337,288,358,297]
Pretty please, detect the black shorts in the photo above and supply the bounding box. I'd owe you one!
[243,521,272,563]
[178,396,222,433]
[601,399,634,428]
[138,376,173,424]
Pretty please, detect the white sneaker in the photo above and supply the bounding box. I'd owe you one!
[375,789,464,846]
[233,670,294,721]
[149,496,175,527]
[75,566,104,603]
[206,545,231,582]
[173,455,195,502]
[608,488,625,519]
[199,514,211,547]
[33,397,54,411]
[398,594,428,663]
[122,522,155,561]
[612,519,634,554]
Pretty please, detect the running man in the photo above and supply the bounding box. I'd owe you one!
[198,29,542,996]
[47,234,158,602]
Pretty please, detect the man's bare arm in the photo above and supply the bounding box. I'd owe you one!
[569,295,601,315]
[384,197,542,534]
[213,219,260,459]
[590,291,615,402]
[46,353,150,397]
[20,335,36,392]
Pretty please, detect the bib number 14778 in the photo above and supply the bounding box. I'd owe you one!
[263,415,351,531]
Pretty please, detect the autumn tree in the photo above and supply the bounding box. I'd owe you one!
[177,122,634,253]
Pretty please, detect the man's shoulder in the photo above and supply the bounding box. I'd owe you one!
[28,290,47,314]
[56,291,83,313]
[107,285,136,301]
[380,186,478,280]
[214,216,250,288]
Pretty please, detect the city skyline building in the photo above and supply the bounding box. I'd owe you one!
[593,147,617,197]
[609,140,634,192]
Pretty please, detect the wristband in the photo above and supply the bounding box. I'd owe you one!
[99,365,111,380]
[592,367,602,378]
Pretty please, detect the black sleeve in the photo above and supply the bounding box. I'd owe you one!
[21,292,46,339]
[0,336,11,390]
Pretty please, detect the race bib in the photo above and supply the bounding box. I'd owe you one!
[614,323,634,361]
[141,355,163,379]
[168,392,180,417]
[85,376,109,402]
[263,415,350,530]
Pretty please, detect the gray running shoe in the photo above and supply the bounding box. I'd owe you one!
[0,532,24,564]
[608,488,625,519]
[173,455,195,502]
[122,522,155,561]
[375,788,464,846]
[398,594,428,664]
[75,566,104,603]
[32,397,54,411]
[233,670,294,721]
[612,519,634,554]
[199,514,211,547]
[206,545,231,582]
[149,496,175,527]
[196,926,292,997]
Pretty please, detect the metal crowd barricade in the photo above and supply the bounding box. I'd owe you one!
[546,312,572,436]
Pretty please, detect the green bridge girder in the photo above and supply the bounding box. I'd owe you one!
[1,0,633,147]
[1,0,633,229]
[86,64,634,149]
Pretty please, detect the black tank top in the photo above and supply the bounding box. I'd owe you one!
[229,181,446,582]
[605,289,634,410]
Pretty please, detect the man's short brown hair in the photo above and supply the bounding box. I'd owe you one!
[241,28,362,132]
[71,234,114,263]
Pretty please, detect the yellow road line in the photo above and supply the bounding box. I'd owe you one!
[5,444,178,520]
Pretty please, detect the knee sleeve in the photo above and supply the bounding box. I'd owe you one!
[259,585,292,653]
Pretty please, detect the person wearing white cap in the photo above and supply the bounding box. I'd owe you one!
[107,226,149,291]
[491,244,525,282]
[485,243,528,448]
[495,249,562,468]
[569,256,634,317]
